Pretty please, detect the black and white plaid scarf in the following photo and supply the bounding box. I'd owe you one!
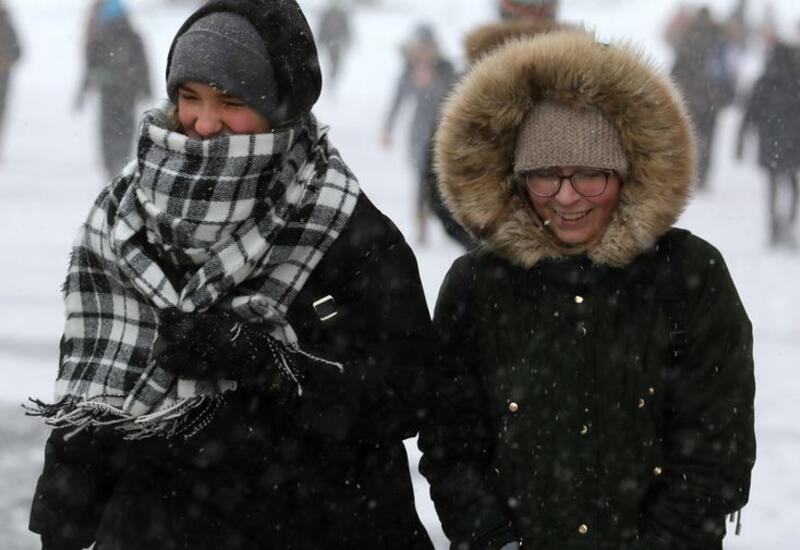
[31,104,360,438]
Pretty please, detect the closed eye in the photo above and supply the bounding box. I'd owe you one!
[177,91,199,102]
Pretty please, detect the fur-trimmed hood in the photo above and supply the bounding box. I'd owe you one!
[435,31,696,268]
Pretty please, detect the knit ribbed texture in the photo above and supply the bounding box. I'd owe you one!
[514,100,628,174]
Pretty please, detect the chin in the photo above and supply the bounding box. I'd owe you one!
[553,231,591,247]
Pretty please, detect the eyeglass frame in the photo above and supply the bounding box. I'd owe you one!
[517,168,620,198]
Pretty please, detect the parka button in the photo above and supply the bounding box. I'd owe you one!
[648,387,656,395]
[653,466,663,476]
[508,402,519,414]
[578,524,589,535]
[638,398,646,408]
[574,295,585,304]
[580,424,589,435]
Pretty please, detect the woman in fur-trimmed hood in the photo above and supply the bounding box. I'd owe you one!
[419,31,755,550]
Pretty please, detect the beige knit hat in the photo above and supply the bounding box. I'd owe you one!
[514,100,629,174]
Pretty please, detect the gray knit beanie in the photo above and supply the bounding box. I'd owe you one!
[514,101,629,174]
[166,12,277,119]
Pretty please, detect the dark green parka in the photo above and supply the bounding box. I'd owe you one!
[419,31,755,550]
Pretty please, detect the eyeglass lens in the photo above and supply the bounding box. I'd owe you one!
[526,171,610,197]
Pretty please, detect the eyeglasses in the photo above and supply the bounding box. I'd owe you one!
[520,168,617,198]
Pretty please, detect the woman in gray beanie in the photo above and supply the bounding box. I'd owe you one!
[28,1,435,549]
[419,30,755,550]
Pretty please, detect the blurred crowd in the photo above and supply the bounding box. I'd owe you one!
[0,0,798,249]
[666,1,800,248]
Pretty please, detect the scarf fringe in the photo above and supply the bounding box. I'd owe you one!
[272,338,346,399]
[26,341,343,440]
[25,395,225,441]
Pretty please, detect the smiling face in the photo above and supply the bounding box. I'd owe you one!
[528,166,622,247]
[176,81,272,139]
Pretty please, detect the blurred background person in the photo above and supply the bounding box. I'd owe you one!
[722,0,751,101]
[316,0,352,89]
[664,3,695,49]
[670,6,737,191]
[75,0,151,179]
[497,0,558,20]
[0,0,21,160]
[423,0,563,251]
[759,2,779,50]
[381,23,455,244]
[725,0,751,52]
[736,42,800,249]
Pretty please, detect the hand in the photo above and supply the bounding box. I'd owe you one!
[152,308,284,390]
[152,308,241,378]
[153,308,236,355]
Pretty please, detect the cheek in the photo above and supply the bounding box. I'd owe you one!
[226,112,269,135]
[529,195,552,221]
[176,102,196,131]
[592,191,621,224]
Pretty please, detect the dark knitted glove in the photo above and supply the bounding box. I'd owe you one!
[152,308,281,389]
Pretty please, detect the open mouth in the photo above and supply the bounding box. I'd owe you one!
[556,210,590,222]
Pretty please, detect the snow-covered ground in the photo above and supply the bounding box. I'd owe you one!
[1,1,798,549]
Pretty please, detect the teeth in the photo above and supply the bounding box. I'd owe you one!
[559,211,589,221]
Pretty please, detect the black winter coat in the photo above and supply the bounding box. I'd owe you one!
[30,195,435,550]
[419,230,755,550]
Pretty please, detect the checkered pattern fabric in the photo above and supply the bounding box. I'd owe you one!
[37,104,359,437]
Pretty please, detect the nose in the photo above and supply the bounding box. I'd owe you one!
[193,107,224,139]
[553,176,582,205]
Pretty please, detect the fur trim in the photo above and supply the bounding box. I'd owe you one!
[435,30,696,268]
[464,18,572,65]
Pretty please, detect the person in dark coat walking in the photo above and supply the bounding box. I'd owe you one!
[382,24,456,244]
[736,42,800,248]
[419,30,755,550]
[316,0,352,87]
[0,0,21,158]
[670,6,735,191]
[28,2,434,549]
[75,0,151,178]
